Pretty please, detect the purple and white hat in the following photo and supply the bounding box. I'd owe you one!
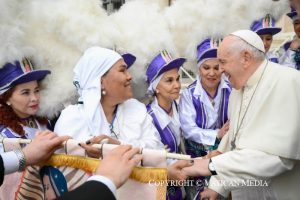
[122,53,136,69]
[0,58,50,95]
[146,50,186,84]
[197,38,221,67]
[250,14,281,36]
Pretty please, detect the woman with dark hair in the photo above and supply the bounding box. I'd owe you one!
[179,38,231,199]
[0,58,51,199]
[145,50,186,200]
[0,58,50,142]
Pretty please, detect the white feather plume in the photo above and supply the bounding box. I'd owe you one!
[3,0,289,117]
[165,0,289,64]
[110,0,177,100]
[19,0,118,118]
[0,0,32,67]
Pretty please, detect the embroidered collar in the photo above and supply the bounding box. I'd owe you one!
[151,98,178,129]
[193,76,230,101]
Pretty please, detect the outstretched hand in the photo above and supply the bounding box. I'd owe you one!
[182,158,211,177]
[167,160,193,181]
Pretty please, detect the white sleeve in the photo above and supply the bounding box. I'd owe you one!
[119,113,164,150]
[179,89,217,145]
[209,149,295,195]
[1,151,19,174]
[87,175,116,196]
[279,49,297,69]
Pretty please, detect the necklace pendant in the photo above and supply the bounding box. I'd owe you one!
[231,140,236,150]
[212,101,215,107]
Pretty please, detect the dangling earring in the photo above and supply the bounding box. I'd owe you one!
[6,102,11,106]
[102,90,106,95]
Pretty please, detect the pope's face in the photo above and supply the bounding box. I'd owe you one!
[217,36,245,90]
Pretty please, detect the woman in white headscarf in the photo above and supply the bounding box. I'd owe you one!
[54,47,163,157]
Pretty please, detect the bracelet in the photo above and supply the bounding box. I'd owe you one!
[13,149,27,172]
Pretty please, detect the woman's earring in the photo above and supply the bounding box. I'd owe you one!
[102,90,106,95]
[6,102,11,106]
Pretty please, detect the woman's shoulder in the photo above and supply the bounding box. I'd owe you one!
[55,105,84,129]
[121,98,147,115]
[59,104,83,117]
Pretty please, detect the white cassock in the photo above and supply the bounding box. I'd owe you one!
[208,60,300,200]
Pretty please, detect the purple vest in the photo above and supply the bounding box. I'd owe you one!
[187,80,231,129]
[146,102,179,153]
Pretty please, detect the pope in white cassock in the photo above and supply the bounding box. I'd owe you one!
[179,30,300,200]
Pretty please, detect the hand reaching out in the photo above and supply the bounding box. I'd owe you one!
[167,160,193,181]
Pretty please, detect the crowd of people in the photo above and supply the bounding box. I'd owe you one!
[0,5,300,200]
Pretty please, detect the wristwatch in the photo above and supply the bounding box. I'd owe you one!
[208,159,217,175]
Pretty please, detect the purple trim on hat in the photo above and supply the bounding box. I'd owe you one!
[0,61,50,92]
[287,7,297,19]
[146,51,186,83]
[255,27,281,36]
[197,49,217,63]
[197,38,220,63]
[250,15,281,36]
[122,53,136,69]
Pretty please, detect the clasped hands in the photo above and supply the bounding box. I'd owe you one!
[167,150,222,200]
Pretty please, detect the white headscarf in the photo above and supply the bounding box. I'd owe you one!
[73,47,122,135]
[146,73,164,96]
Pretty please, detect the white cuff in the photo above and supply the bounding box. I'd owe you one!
[87,175,117,196]
[1,151,19,174]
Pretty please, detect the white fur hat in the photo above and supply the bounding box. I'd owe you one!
[230,29,265,53]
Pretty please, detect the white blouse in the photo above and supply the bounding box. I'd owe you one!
[54,98,163,150]
[149,97,181,147]
[179,77,230,146]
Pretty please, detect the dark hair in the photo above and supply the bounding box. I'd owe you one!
[0,87,48,136]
